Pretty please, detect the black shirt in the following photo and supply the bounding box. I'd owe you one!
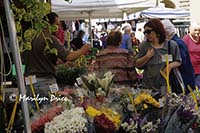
[71,37,84,50]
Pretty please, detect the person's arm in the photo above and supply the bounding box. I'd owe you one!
[66,44,91,61]
[135,48,154,68]
[53,35,91,62]
[162,61,181,74]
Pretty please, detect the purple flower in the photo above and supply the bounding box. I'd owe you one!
[177,108,193,120]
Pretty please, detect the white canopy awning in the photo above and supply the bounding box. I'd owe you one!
[51,0,156,20]
[139,6,190,19]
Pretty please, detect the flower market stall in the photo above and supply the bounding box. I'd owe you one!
[2,0,200,133]
[30,69,200,132]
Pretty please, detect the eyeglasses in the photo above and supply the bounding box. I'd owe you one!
[143,29,153,35]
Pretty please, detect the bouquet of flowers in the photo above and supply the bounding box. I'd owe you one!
[80,71,114,97]
[118,89,162,132]
[86,106,121,130]
[132,92,160,118]
[120,117,161,133]
[45,107,88,133]
[31,105,64,132]
[163,93,198,132]
[31,96,73,132]
[134,92,160,110]
[94,114,116,133]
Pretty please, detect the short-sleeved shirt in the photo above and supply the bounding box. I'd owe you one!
[183,34,200,75]
[135,40,182,90]
[24,30,70,77]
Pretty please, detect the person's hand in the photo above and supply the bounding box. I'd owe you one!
[146,48,154,59]
[81,43,92,54]
[163,65,172,74]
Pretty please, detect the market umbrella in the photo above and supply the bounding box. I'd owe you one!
[51,0,156,46]
[139,6,190,19]
[51,0,156,20]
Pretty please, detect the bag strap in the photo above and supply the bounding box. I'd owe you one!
[168,41,171,54]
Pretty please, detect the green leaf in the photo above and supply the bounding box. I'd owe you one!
[24,29,36,41]
[45,37,53,44]
[50,48,58,55]
[43,44,50,54]
[24,41,32,51]
[15,21,21,33]
[49,25,58,33]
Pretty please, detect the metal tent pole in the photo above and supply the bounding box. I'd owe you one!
[88,11,93,47]
[3,0,31,132]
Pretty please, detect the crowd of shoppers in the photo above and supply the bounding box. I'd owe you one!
[24,11,200,109]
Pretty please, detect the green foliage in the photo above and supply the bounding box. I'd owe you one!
[56,65,87,86]
[85,48,98,61]
[11,0,57,55]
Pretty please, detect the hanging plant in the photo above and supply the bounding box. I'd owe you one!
[11,0,57,55]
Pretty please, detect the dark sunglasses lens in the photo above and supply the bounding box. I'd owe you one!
[143,30,152,34]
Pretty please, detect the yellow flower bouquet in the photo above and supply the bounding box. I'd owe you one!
[134,92,160,111]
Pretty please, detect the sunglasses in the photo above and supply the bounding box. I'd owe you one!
[143,29,153,35]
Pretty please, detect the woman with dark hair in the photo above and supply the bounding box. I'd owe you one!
[135,19,182,92]
[94,31,138,85]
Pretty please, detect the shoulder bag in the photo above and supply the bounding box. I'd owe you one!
[168,41,185,94]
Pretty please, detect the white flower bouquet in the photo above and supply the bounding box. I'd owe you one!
[79,71,114,97]
[45,107,88,133]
